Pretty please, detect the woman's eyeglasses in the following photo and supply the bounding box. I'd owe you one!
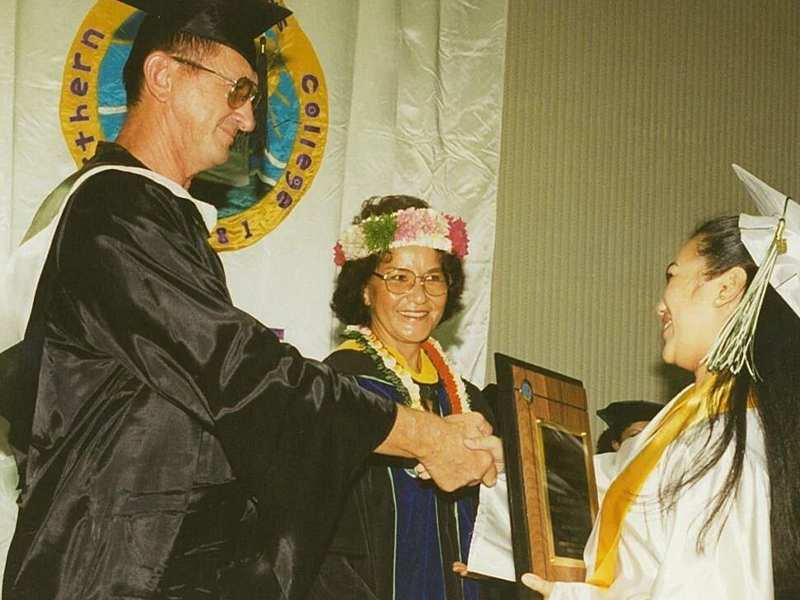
[170,55,261,109]
[372,268,450,296]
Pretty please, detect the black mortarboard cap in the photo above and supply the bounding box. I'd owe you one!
[117,0,292,70]
[597,400,664,429]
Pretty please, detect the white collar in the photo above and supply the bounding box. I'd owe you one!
[134,168,218,233]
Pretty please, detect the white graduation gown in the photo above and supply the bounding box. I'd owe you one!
[551,387,773,600]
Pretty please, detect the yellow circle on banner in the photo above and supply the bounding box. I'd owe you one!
[60,0,135,167]
[59,0,328,253]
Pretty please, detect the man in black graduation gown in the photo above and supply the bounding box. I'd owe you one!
[0,1,496,598]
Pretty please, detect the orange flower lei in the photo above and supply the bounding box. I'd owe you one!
[420,338,470,415]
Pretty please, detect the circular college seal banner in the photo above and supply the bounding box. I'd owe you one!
[59,0,328,252]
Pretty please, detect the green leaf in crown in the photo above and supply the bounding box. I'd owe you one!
[362,214,398,255]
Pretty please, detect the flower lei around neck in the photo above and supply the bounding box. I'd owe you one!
[344,325,470,414]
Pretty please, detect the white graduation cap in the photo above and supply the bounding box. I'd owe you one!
[706,164,800,378]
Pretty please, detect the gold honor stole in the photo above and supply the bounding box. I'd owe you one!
[334,339,439,384]
[587,376,739,588]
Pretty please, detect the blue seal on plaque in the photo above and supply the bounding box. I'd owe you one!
[519,379,534,403]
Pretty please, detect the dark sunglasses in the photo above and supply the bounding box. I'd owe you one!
[170,55,261,109]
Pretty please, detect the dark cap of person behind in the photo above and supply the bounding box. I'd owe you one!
[118,0,292,70]
[597,400,664,430]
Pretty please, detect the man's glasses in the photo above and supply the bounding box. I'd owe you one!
[170,55,261,109]
[372,268,450,296]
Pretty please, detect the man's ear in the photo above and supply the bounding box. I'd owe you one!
[714,265,748,308]
[142,52,174,104]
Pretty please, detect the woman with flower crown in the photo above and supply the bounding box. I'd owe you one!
[522,165,800,600]
[309,195,495,600]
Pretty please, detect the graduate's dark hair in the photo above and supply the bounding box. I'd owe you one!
[331,195,466,327]
[123,25,217,107]
[665,216,800,599]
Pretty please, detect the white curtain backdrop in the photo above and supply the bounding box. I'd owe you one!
[0,0,507,385]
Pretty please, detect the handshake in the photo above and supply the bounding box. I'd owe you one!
[376,405,504,492]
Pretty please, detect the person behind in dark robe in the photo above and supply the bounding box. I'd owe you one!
[310,195,504,600]
[592,400,665,510]
[594,400,663,454]
[0,2,500,598]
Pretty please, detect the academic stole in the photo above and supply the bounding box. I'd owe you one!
[586,375,739,588]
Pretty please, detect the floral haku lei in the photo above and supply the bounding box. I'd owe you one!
[344,325,470,414]
[333,207,469,266]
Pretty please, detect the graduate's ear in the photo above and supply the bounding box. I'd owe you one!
[713,265,748,308]
[142,52,174,104]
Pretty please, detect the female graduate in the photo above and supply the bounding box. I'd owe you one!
[310,195,491,600]
[523,165,800,600]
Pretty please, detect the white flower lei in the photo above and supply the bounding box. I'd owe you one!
[346,325,423,411]
[345,325,471,480]
[344,325,469,413]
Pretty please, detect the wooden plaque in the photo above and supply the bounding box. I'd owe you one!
[494,353,599,599]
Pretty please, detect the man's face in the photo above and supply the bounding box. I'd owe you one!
[169,44,257,176]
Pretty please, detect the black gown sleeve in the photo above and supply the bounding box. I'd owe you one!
[461,380,495,432]
[324,348,380,378]
[52,172,397,599]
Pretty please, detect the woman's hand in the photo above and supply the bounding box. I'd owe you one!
[414,413,497,485]
[452,561,492,581]
[383,407,496,490]
[452,561,469,577]
[414,436,503,482]
[521,573,554,598]
[463,435,505,474]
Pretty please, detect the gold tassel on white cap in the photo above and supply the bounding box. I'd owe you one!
[705,210,787,380]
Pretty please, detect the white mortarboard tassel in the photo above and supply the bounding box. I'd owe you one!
[705,164,800,379]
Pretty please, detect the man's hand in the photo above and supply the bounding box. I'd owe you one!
[443,412,493,438]
[375,406,496,491]
[416,414,502,484]
[417,431,504,482]
[417,415,497,489]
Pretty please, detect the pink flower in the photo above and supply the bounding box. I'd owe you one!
[446,217,469,257]
[394,208,444,242]
[394,210,421,242]
[333,241,346,266]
